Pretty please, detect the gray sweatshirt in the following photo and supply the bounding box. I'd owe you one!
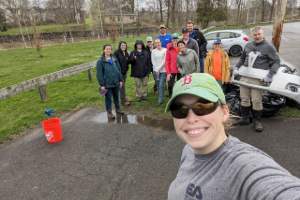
[168,135,300,200]
[236,39,280,75]
[177,49,200,76]
[182,38,199,57]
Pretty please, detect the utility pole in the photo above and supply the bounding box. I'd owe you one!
[271,0,287,53]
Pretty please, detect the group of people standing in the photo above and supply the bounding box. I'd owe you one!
[96,21,232,119]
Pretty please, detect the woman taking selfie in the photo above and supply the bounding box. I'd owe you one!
[176,41,200,76]
[165,73,300,199]
[97,44,124,119]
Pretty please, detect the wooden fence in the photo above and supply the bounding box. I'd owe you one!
[0,61,97,102]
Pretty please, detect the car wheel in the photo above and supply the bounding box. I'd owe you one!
[229,45,242,57]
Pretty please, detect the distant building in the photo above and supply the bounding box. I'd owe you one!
[104,8,137,24]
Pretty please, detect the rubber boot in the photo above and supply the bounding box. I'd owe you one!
[116,109,124,115]
[233,106,250,126]
[253,110,263,132]
[107,110,115,119]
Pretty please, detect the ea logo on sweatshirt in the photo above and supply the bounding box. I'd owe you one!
[184,183,203,200]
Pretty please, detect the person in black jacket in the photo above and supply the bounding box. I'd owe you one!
[187,20,207,73]
[128,40,152,102]
[113,41,131,106]
[145,36,158,95]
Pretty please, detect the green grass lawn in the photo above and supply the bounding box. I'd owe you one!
[85,18,92,25]
[0,23,83,36]
[0,31,299,144]
[0,34,169,143]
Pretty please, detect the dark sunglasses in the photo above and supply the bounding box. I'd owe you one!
[170,100,219,119]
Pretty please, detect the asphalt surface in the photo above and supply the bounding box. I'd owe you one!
[1,23,300,200]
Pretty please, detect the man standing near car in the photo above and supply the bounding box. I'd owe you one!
[232,26,280,132]
[156,24,172,48]
[181,28,199,58]
[187,20,207,73]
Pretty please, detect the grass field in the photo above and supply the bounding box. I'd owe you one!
[1,30,299,144]
[0,23,83,36]
[0,35,168,143]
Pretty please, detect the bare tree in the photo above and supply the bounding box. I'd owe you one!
[32,22,43,57]
[171,0,176,31]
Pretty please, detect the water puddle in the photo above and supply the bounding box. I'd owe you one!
[92,111,175,131]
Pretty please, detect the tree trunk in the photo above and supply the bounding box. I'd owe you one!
[271,0,287,52]
[186,0,189,22]
[166,0,170,28]
[171,0,176,31]
[17,13,27,48]
[246,0,251,25]
[236,1,241,25]
[261,0,265,22]
[120,2,123,36]
[159,0,163,23]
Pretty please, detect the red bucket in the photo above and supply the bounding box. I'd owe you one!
[42,118,63,143]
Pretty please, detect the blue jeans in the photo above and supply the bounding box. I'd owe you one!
[153,72,167,103]
[216,80,223,90]
[105,87,120,111]
[200,58,205,73]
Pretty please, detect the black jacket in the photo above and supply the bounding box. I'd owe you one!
[145,45,156,72]
[128,40,152,78]
[113,41,129,74]
[193,28,208,58]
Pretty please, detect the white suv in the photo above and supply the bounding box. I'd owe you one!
[204,30,249,56]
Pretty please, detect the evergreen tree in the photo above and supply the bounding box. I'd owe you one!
[196,0,228,29]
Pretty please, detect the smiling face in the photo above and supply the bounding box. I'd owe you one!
[213,43,222,52]
[120,43,126,51]
[172,38,179,46]
[187,23,194,33]
[173,94,229,154]
[178,43,186,53]
[154,39,162,49]
[252,29,264,43]
[104,45,112,56]
[160,28,166,35]
[182,32,189,40]
[136,43,142,50]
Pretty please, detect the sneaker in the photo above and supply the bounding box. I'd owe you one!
[154,91,158,95]
[122,102,130,106]
[137,97,142,102]
[142,96,147,101]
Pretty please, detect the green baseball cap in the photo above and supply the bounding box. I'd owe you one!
[165,73,226,113]
[171,33,179,39]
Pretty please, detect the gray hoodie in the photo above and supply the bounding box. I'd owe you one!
[236,39,280,75]
[177,49,200,76]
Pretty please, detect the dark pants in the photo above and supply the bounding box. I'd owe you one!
[168,73,181,97]
[200,58,205,73]
[105,87,120,111]
[120,74,127,103]
[153,73,157,92]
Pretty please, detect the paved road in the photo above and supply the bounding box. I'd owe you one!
[0,23,300,199]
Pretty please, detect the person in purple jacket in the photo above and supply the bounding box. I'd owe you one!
[165,73,300,200]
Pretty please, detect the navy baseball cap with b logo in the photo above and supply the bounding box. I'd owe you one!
[165,73,226,113]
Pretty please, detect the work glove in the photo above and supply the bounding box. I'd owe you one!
[261,73,274,82]
[232,66,239,76]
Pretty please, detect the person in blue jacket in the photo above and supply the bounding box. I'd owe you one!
[97,44,124,119]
